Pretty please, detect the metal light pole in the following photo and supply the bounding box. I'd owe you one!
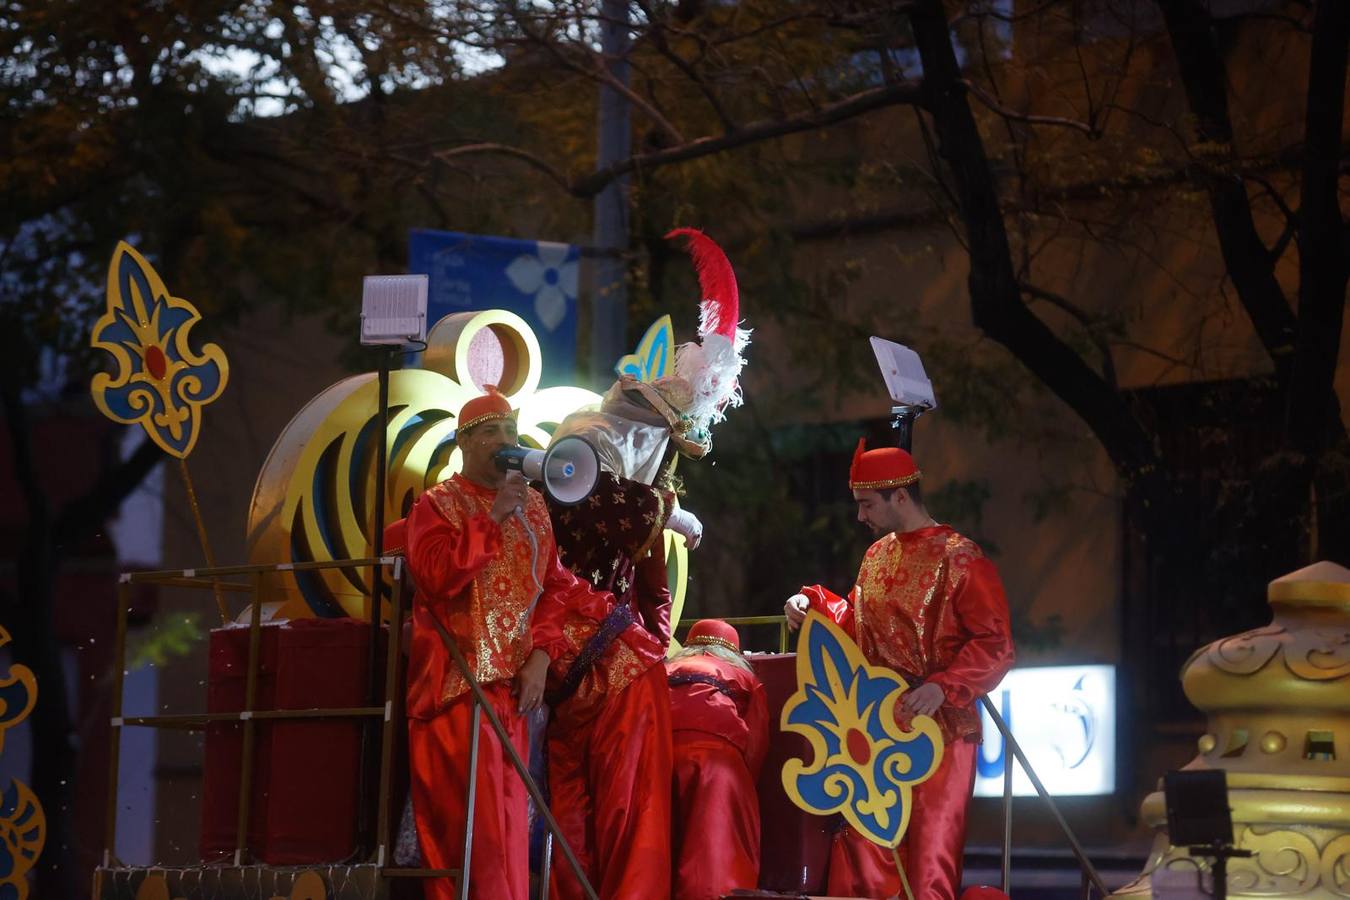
[589,0,631,381]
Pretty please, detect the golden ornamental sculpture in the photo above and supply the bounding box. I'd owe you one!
[246,309,690,624]
[1115,561,1350,898]
[0,626,46,900]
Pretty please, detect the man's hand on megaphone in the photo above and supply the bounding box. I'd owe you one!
[667,507,703,550]
[784,593,810,631]
[491,471,528,524]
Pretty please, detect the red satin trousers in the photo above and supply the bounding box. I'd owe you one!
[671,733,760,900]
[408,682,530,900]
[827,739,978,900]
[548,664,673,900]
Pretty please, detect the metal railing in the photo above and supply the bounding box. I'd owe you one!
[673,614,791,653]
[978,696,1110,898]
[100,577,1108,898]
[99,557,596,899]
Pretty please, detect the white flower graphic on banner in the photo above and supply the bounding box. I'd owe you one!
[505,241,578,331]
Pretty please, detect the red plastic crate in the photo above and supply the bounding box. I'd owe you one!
[200,618,381,864]
[750,653,837,893]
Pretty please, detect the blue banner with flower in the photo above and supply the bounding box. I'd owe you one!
[409,229,579,384]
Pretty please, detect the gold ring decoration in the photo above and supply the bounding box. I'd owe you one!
[422,309,541,397]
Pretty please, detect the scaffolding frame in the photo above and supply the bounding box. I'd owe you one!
[96,557,596,900]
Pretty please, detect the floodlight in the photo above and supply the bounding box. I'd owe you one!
[361,274,428,346]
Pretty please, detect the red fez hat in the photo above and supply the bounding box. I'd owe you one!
[848,438,921,491]
[686,619,742,653]
[457,385,514,433]
[960,889,1010,900]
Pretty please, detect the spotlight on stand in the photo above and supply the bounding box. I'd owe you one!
[1162,769,1251,900]
[494,435,600,506]
[869,336,936,454]
[355,272,427,856]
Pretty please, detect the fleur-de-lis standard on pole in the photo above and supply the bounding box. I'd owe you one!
[781,612,945,900]
[90,241,231,621]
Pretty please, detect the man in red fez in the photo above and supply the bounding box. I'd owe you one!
[664,620,768,900]
[784,439,1016,900]
[403,385,614,900]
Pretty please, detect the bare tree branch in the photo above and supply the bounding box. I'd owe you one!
[634,0,736,131]
[959,78,1101,137]
[788,140,1330,244]
[432,80,926,198]
[433,142,576,193]
[510,8,687,147]
[1157,0,1298,380]
[910,0,1157,489]
[1020,281,1118,388]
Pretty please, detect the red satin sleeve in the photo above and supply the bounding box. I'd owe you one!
[530,546,615,662]
[634,541,672,649]
[743,678,769,777]
[800,584,857,639]
[405,494,502,607]
[927,557,1016,707]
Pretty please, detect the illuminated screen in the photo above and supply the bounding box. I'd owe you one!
[972,664,1116,797]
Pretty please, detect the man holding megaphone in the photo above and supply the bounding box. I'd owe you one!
[401,385,621,900]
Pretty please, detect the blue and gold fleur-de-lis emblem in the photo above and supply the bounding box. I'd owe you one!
[89,242,229,458]
[781,612,943,848]
[614,314,675,382]
[0,630,36,757]
[0,627,44,899]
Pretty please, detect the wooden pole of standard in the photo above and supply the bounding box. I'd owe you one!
[177,457,229,624]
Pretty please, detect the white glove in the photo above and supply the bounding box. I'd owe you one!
[666,507,703,550]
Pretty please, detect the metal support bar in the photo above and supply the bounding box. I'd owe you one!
[439,633,598,900]
[117,708,386,729]
[105,557,406,881]
[1002,723,1013,894]
[102,580,131,868]
[540,833,553,900]
[980,695,1110,897]
[459,700,483,900]
[384,868,464,878]
[135,576,255,593]
[234,571,265,864]
[358,348,392,857]
[374,562,406,865]
[121,557,394,582]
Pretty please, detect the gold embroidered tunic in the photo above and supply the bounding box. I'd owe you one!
[802,524,1015,742]
[405,474,590,718]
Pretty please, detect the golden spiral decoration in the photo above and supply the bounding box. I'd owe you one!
[247,310,688,624]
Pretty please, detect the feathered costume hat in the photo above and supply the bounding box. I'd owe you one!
[663,227,751,454]
[600,228,749,458]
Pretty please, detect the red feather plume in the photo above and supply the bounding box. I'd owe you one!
[665,228,739,341]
